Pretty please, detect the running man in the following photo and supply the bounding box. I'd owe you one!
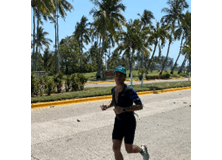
[100,66,150,160]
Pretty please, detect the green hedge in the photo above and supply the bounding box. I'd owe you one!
[31,72,88,97]
[137,69,170,80]
[145,74,170,80]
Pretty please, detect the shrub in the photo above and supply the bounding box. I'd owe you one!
[145,74,151,80]
[145,74,170,80]
[160,74,170,79]
[31,74,43,96]
[70,73,81,91]
[77,73,88,85]
[42,74,48,92]
[45,79,54,95]
[38,77,45,96]
[31,72,37,96]
[53,72,64,93]
[65,75,71,92]
[166,73,170,79]
[138,68,146,80]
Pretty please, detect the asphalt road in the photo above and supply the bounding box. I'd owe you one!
[31,89,191,160]
[84,78,190,88]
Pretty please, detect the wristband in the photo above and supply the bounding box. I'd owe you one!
[122,108,126,112]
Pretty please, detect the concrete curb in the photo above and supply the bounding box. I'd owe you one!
[31,86,191,109]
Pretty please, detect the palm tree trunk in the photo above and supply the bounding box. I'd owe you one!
[188,54,191,72]
[141,41,158,87]
[178,56,187,74]
[32,8,36,71]
[170,33,185,74]
[54,21,57,73]
[128,48,133,86]
[80,34,82,71]
[160,39,171,75]
[188,54,191,81]
[35,10,40,71]
[107,47,111,70]
[96,37,102,79]
[101,30,106,78]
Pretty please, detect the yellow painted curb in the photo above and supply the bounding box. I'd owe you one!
[31,86,191,109]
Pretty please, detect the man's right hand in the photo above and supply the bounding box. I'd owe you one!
[100,104,108,111]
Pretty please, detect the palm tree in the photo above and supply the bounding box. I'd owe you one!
[34,27,53,55]
[138,9,154,26]
[89,0,126,79]
[160,0,189,75]
[159,24,175,75]
[137,10,154,66]
[51,0,74,73]
[140,21,168,86]
[131,19,152,85]
[104,33,115,70]
[114,19,142,85]
[170,10,191,74]
[178,37,191,74]
[73,16,91,71]
[31,0,55,71]
[43,48,54,72]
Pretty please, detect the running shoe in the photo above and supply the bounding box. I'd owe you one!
[141,145,149,160]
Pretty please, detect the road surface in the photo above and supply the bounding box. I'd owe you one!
[31,89,191,160]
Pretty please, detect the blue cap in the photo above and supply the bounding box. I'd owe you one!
[114,66,126,75]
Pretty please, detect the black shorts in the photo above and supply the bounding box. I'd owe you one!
[112,115,136,144]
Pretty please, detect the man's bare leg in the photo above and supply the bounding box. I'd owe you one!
[124,143,142,154]
[112,139,124,160]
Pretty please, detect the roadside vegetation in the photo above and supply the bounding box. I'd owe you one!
[31,81,191,103]
[31,0,191,104]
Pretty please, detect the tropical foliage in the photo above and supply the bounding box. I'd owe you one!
[31,0,191,85]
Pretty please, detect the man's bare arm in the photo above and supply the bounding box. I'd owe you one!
[125,104,143,112]
[107,99,114,108]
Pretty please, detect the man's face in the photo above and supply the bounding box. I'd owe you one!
[114,72,126,84]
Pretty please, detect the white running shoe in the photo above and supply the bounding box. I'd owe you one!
[141,145,149,160]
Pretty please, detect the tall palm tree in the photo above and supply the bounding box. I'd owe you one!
[138,9,154,26]
[141,21,168,86]
[160,25,176,74]
[89,0,126,78]
[34,27,53,54]
[137,10,154,66]
[114,19,142,85]
[31,0,55,71]
[51,0,74,73]
[160,0,189,75]
[52,0,74,19]
[170,10,191,74]
[103,32,115,70]
[43,48,54,72]
[73,16,91,71]
[178,37,191,74]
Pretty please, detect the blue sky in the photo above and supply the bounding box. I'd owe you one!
[31,0,191,66]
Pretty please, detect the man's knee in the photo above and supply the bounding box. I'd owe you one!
[113,145,121,153]
[125,144,133,154]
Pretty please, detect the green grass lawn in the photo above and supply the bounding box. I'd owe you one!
[47,70,190,82]
[31,81,191,103]
[83,70,190,81]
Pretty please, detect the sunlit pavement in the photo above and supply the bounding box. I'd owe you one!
[31,89,191,160]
